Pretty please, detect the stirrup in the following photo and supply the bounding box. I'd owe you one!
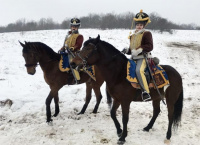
[75,80,80,84]
[142,91,151,101]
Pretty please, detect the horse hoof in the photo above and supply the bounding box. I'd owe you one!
[92,111,98,114]
[46,119,53,126]
[164,139,171,144]
[52,114,58,117]
[77,112,84,115]
[143,127,150,132]
[117,132,122,137]
[47,121,53,126]
[117,140,125,145]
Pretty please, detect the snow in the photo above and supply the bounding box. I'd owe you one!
[0,29,200,145]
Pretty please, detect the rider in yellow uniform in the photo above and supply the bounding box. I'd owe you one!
[123,10,153,101]
[59,18,84,84]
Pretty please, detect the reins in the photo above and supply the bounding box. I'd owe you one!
[77,42,121,67]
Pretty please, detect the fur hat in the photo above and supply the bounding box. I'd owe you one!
[70,18,81,27]
[134,10,151,26]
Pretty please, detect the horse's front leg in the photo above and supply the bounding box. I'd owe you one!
[92,86,102,113]
[46,90,59,123]
[118,102,130,144]
[110,100,122,136]
[53,91,59,117]
[46,91,54,123]
[78,82,92,114]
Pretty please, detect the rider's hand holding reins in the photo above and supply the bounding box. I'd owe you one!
[131,48,142,56]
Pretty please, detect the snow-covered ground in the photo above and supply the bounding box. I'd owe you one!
[0,29,200,145]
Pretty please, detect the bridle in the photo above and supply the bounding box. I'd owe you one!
[24,52,39,68]
[77,43,98,67]
[76,42,122,67]
[24,63,38,68]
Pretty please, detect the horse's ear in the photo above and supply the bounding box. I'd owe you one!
[19,41,25,47]
[25,41,28,45]
[96,34,100,43]
[97,35,100,40]
[89,37,92,39]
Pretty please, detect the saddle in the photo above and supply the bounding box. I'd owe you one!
[126,58,169,89]
[59,53,96,81]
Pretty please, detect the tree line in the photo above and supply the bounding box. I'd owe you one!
[0,12,199,33]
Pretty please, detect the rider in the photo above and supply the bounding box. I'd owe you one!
[123,10,153,101]
[59,18,84,84]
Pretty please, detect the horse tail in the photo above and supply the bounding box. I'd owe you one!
[173,89,183,129]
[106,86,112,108]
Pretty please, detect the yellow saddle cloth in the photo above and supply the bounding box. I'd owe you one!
[126,60,169,88]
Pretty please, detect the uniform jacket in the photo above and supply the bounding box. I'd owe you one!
[63,31,84,52]
[128,30,153,59]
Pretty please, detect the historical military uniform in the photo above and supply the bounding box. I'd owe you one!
[125,10,153,101]
[60,18,84,84]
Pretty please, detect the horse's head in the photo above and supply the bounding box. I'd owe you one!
[19,41,39,75]
[71,35,101,68]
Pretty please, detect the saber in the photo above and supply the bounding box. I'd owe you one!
[67,47,79,84]
[143,52,166,105]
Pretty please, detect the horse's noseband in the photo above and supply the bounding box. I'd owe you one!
[25,63,38,68]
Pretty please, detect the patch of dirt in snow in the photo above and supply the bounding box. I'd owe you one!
[167,42,200,51]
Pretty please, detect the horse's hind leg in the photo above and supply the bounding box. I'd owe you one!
[106,85,112,108]
[166,105,174,140]
[165,90,177,140]
[111,100,122,136]
[143,99,161,131]
[78,82,92,114]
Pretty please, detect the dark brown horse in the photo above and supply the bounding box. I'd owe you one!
[71,35,183,144]
[19,41,112,124]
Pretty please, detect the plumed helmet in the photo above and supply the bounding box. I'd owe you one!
[134,10,151,26]
[70,18,81,27]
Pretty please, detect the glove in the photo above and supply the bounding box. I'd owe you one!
[69,47,74,51]
[131,48,143,57]
[121,47,129,54]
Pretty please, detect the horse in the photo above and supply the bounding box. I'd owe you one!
[19,41,112,124]
[71,35,183,144]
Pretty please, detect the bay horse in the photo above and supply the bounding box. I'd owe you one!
[19,41,112,124]
[71,35,183,144]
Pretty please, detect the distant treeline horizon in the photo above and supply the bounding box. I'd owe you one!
[0,12,200,33]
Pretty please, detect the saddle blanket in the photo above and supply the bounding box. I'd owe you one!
[59,54,95,80]
[126,59,169,88]
[59,54,70,72]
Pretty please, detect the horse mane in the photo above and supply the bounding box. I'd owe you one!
[23,42,60,61]
[84,38,128,61]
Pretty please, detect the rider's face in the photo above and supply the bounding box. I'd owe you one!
[71,26,78,32]
[136,23,144,31]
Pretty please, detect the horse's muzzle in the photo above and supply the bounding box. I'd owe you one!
[27,67,36,75]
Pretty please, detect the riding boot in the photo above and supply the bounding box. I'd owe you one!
[142,91,151,101]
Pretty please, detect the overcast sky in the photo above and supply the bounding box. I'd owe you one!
[1,0,200,26]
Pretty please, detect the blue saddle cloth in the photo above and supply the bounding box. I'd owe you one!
[59,54,70,72]
[59,53,96,80]
[126,59,169,88]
